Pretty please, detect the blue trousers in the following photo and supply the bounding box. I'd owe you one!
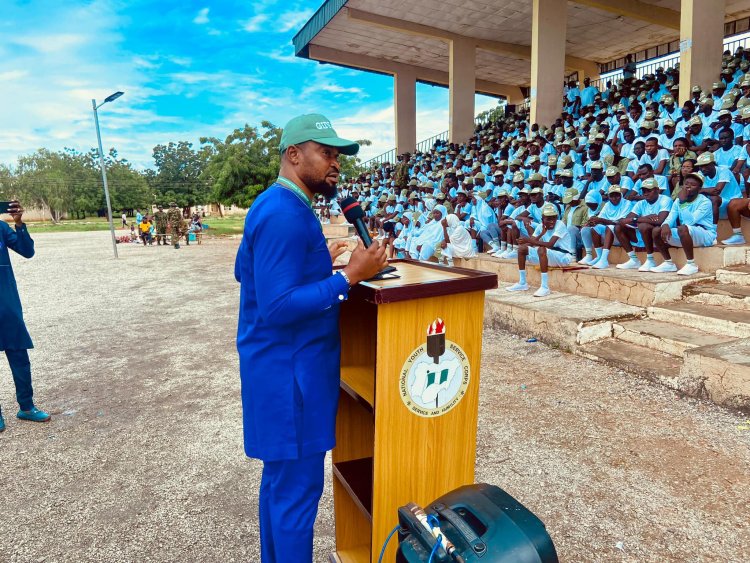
[5,349,34,411]
[259,451,326,563]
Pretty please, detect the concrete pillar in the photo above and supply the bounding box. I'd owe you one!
[678,0,726,105]
[394,69,417,155]
[530,0,567,127]
[449,37,476,143]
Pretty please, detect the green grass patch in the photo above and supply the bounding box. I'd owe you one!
[201,215,246,236]
[12,214,247,236]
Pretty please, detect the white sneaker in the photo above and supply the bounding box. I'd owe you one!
[616,258,642,270]
[591,259,610,269]
[637,259,657,272]
[491,249,507,257]
[506,282,530,292]
[677,263,700,276]
[503,250,518,259]
[578,254,595,265]
[533,287,551,297]
[721,233,746,245]
[650,261,678,273]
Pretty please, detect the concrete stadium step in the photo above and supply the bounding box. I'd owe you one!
[716,217,750,241]
[716,264,750,286]
[605,244,748,271]
[484,285,642,352]
[683,281,750,311]
[613,318,736,357]
[457,256,711,307]
[681,338,750,413]
[647,302,750,338]
[322,223,355,238]
[577,339,682,383]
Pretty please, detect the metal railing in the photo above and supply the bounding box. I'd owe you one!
[360,108,504,169]
[361,148,397,168]
[416,131,448,154]
[599,31,750,86]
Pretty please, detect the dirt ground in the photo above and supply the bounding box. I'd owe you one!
[1,231,748,562]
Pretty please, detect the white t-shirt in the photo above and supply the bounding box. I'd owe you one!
[639,149,670,173]
[533,220,574,254]
[702,165,742,201]
[631,194,673,217]
[713,145,745,168]
[597,199,633,221]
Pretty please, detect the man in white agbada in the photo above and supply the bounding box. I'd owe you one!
[440,214,477,266]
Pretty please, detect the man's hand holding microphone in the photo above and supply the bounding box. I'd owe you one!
[338,196,390,284]
[343,239,388,285]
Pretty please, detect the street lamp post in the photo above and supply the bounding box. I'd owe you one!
[92,91,124,259]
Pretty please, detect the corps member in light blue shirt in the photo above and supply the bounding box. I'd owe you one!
[711,127,746,172]
[695,152,743,221]
[506,203,574,297]
[579,186,633,268]
[653,172,717,275]
[614,179,674,271]
[638,137,669,175]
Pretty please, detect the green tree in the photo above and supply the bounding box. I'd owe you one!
[200,121,282,211]
[14,149,85,222]
[149,141,210,209]
[339,139,371,181]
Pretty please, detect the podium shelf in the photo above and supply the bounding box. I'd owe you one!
[333,457,373,521]
[328,545,370,563]
[345,259,498,304]
[340,365,374,410]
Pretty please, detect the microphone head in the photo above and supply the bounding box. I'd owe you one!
[340,197,365,222]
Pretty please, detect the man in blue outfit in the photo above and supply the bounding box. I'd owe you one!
[1,201,51,433]
[234,113,387,562]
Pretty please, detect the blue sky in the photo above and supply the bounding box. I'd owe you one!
[0,0,501,168]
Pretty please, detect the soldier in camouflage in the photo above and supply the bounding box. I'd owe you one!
[166,202,185,249]
[153,205,168,246]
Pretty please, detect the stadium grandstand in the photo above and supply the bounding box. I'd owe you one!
[297,1,750,411]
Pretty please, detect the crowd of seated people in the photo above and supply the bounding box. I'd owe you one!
[333,48,750,297]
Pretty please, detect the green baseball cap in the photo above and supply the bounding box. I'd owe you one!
[279,113,359,155]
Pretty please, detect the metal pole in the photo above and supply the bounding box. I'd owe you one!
[92,98,118,259]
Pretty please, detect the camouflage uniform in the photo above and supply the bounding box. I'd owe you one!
[166,205,185,248]
[153,210,168,245]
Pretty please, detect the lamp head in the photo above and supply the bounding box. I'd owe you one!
[104,91,124,103]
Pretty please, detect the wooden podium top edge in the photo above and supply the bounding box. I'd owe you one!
[338,259,498,304]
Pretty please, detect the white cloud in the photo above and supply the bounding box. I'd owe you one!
[277,8,314,33]
[0,70,28,81]
[12,33,89,54]
[241,14,269,32]
[260,47,309,65]
[193,7,209,25]
[303,83,364,96]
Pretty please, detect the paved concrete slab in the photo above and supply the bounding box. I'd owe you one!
[578,339,682,383]
[485,285,643,351]
[613,318,736,357]
[684,281,750,311]
[681,338,750,412]
[648,302,750,338]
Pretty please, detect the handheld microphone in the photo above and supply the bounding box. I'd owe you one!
[340,197,373,247]
[339,197,397,276]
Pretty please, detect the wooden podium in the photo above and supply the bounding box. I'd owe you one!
[330,260,497,562]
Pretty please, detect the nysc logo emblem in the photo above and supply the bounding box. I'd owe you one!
[399,318,470,418]
[315,121,333,130]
